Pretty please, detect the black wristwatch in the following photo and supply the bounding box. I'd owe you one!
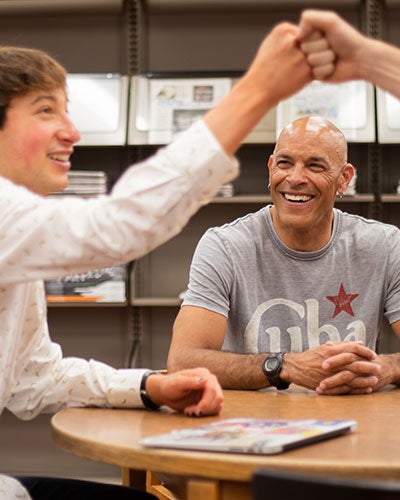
[262,352,289,390]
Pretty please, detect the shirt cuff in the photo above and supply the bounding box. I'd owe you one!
[107,368,150,408]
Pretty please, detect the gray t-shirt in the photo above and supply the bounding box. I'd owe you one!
[183,206,400,354]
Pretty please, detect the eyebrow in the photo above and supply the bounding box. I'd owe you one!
[30,95,57,105]
[275,153,328,165]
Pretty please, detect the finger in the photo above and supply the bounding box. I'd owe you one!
[325,340,365,346]
[318,370,355,389]
[296,21,318,41]
[301,37,330,55]
[316,384,351,395]
[184,390,223,416]
[303,30,324,42]
[322,352,363,369]
[346,375,379,389]
[312,63,335,80]
[297,10,338,40]
[307,49,335,67]
[322,354,381,373]
[185,377,223,416]
[347,387,375,395]
[317,385,373,396]
[318,372,378,391]
[346,360,381,376]
[327,342,377,360]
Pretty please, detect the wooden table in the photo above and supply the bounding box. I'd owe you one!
[51,387,400,499]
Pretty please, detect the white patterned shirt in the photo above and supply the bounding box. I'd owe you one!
[0,120,239,498]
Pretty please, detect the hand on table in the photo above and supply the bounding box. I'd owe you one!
[146,367,223,417]
[316,350,398,395]
[284,341,380,394]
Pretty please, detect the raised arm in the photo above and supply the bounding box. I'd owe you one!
[205,21,311,155]
[298,9,400,99]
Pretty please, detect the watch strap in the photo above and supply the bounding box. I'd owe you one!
[140,370,160,410]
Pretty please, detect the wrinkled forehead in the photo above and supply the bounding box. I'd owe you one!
[275,116,348,164]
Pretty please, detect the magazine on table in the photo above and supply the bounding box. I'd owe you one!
[140,418,357,455]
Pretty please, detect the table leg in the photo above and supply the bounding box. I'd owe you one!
[187,479,219,500]
[187,479,252,500]
[121,467,146,490]
[146,471,177,499]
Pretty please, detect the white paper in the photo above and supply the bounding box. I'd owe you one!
[277,80,375,142]
[146,78,232,143]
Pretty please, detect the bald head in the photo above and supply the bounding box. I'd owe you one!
[276,116,348,167]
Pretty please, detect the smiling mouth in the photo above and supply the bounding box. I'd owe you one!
[284,193,313,203]
[49,154,70,162]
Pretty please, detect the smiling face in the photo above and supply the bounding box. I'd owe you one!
[267,116,354,251]
[0,87,80,195]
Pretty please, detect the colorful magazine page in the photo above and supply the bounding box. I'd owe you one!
[140,418,357,455]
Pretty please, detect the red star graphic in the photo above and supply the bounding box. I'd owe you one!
[326,283,359,318]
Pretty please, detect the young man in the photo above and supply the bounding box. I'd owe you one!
[298,9,400,99]
[0,18,314,500]
[167,116,400,395]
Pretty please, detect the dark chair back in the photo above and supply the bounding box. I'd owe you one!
[253,468,400,500]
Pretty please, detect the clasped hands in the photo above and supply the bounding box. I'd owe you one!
[283,341,386,395]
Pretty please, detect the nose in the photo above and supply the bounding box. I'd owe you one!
[286,162,307,185]
[58,114,81,144]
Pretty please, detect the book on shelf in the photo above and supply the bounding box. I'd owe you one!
[134,75,232,144]
[45,265,127,303]
[140,417,356,455]
[215,182,234,198]
[49,170,108,197]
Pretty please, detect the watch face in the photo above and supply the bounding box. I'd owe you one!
[265,357,279,372]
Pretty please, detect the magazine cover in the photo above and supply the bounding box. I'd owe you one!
[140,418,357,455]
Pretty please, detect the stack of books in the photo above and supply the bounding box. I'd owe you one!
[215,182,234,198]
[52,170,108,197]
[45,265,127,304]
[45,170,127,304]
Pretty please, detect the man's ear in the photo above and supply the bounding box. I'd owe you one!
[338,163,355,194]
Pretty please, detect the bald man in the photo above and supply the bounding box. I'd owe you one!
[167,116,400,396]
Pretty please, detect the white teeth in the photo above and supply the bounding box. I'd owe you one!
[50,154,69,162]
[284,194,312,202]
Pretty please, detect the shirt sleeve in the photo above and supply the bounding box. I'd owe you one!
[7,309,151,419]
[0,476,31,499]
[183,228,234,317]
[384,227,400,325]
[0,119,239,285]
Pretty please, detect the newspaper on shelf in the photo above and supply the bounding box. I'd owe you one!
[146,77,232,143]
